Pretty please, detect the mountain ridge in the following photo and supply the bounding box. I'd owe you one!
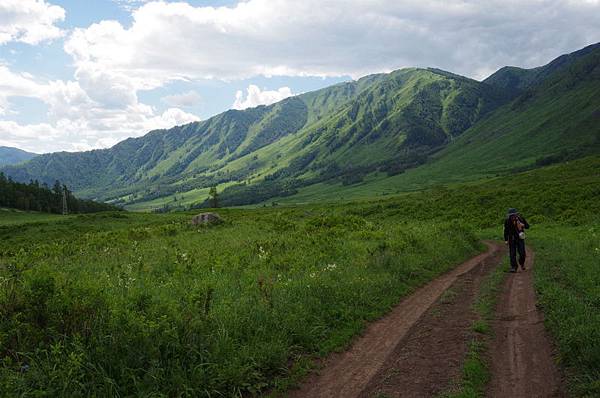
[2,42,599,209]
[0,147,38,167]
[2,67,510,206]
[483,42,600,92]
[263,42,600,205]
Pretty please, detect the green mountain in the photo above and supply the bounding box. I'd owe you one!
[427,42,600,174]
[0,68,509,208]
[2,43,599,209]
[0,147,38,167]
[267,42,600,204]
[484,42,600,92]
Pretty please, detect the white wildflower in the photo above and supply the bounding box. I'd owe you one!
[258,246,269,260]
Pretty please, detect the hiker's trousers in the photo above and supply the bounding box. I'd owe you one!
[509,238,526,270]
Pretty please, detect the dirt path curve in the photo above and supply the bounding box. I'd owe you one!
[487,248,566,398]
[289,241,503,398]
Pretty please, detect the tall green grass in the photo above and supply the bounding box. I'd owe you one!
[262,156,600,223]
[0,208,69,226]
[0,209,480,396]
[531,224,600,396]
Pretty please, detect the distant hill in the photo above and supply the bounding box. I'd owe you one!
[484,42,600,93]
[414,40,600,179]
[0,147,38,167]
[2,42,599,209]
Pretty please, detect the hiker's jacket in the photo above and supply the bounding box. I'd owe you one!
[503,215,530,242]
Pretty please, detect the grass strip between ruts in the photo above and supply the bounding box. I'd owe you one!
[440,253,508,398]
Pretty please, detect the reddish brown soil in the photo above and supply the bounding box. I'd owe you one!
[287,243,567,398]
[358,244,504,398]
[288,242,503,398]
[487,249,566,398]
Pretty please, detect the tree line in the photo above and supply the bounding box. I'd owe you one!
[0,172,120,214]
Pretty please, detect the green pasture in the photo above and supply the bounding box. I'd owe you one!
[1,157,598,397]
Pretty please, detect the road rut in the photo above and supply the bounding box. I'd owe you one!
[487,248,566,398]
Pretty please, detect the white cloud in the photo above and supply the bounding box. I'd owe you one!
[232,85,293,110]
[3,0,600,153]
[0,0,65,45]
[162,90,201,107]
[0,120,61,151]
[112,0,153,12]
[0,64,200,153]
[0,65,42,114]
[63,0,600,82]
[75,67,139,109]
[149,107,200,128]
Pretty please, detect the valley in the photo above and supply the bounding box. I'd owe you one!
[3,42,598,211]
[1,156,599,396]
[0,35,599,398]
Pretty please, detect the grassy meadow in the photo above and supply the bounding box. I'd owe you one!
[259,154,600,207]
[1,157,598,396]
[0,208,70,227]
[1,207,481,396]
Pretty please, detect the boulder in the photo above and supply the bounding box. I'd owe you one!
[191,212,222,225]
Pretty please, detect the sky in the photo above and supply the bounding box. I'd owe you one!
[0,0,599,153]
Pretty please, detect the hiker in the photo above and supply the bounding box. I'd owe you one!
[503,208,530,272]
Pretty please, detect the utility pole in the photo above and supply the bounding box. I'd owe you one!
[62,186,68,215]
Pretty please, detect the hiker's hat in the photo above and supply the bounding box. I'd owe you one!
[507,208,519,216]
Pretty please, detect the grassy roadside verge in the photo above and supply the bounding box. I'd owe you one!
[530,223,600,397]
[441,253,508,398]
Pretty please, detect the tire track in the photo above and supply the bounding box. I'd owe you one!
[487,248,566,398]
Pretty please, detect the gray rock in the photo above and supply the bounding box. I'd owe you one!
[191,212,222,225]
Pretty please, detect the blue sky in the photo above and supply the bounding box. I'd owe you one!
[0,0,599,153]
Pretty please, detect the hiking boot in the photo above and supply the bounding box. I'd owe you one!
[509,269,517,273]
[521,265,526,271]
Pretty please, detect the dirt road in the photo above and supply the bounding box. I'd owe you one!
[288,242,565,398]
[359,242,503,398]
[288,242,503,398]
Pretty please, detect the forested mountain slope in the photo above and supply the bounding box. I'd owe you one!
[0,147,37,167]
[3,42,598,209]
[268,43,600,204]
[2,67,509,207]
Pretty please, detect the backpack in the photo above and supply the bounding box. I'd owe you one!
[511,215,526,239]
